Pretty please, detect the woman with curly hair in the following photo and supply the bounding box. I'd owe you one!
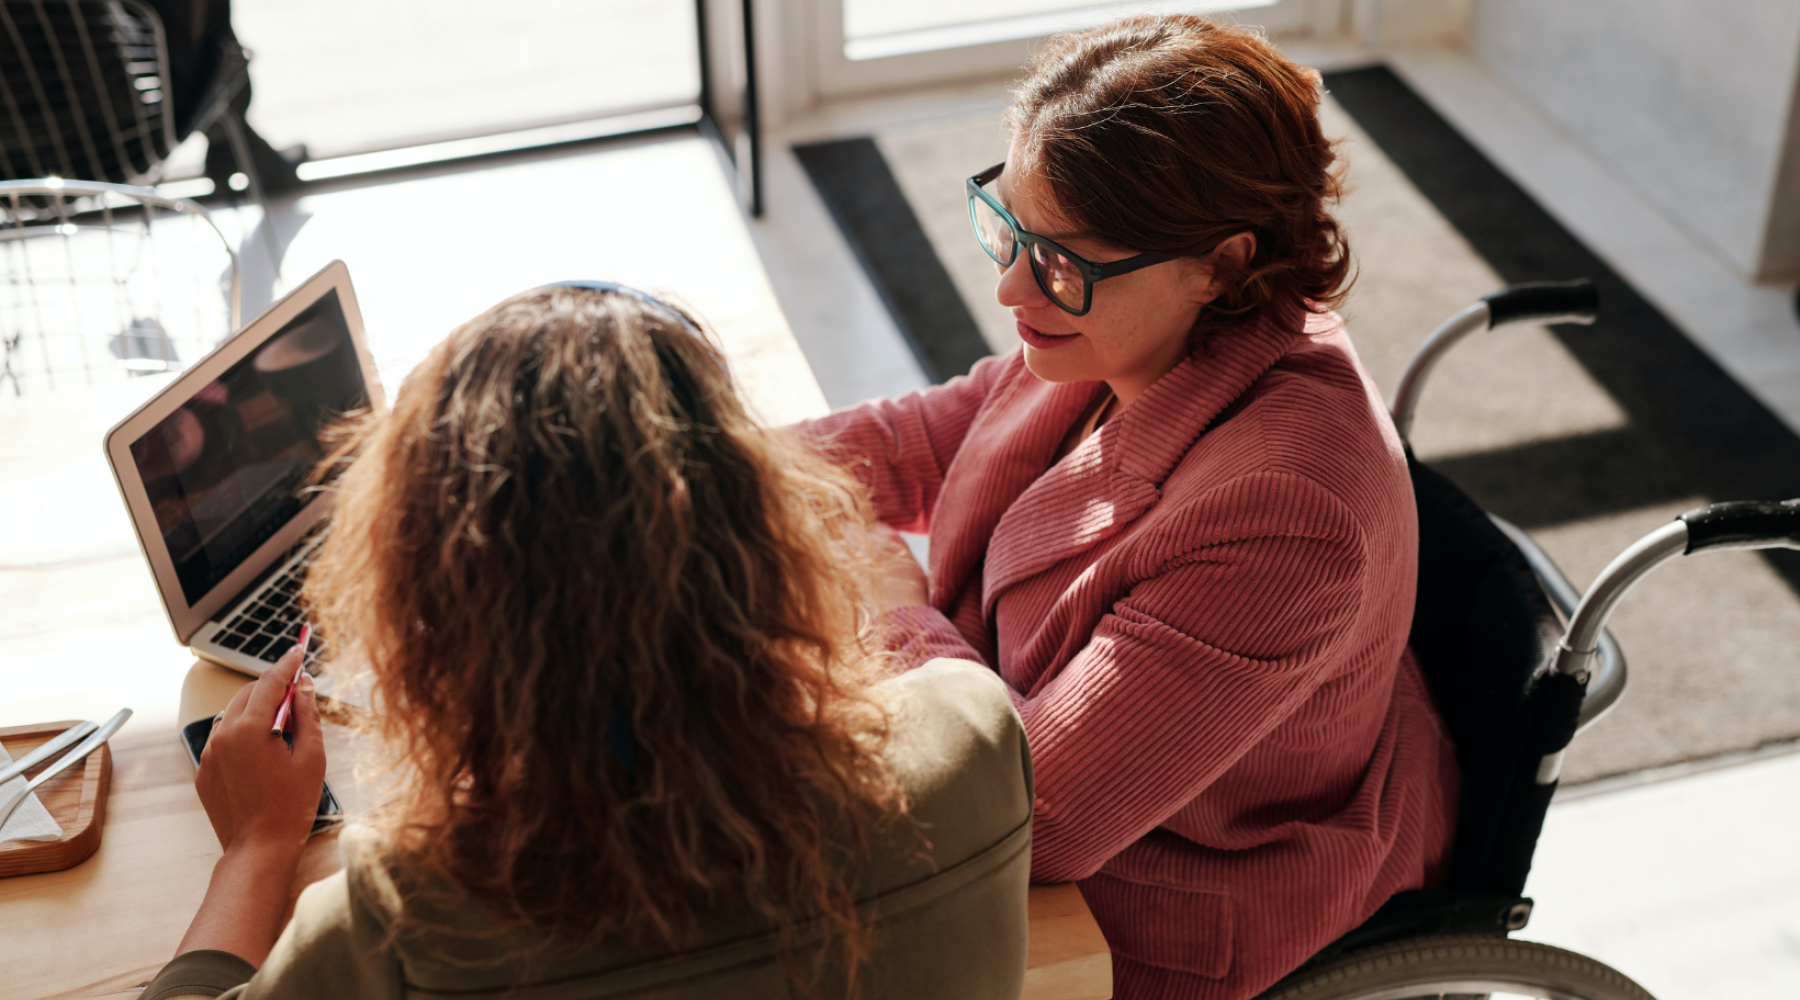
[140,283,1034,1000]
[809,16,1459,999]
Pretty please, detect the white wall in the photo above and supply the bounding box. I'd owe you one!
[1351,0,1469,47]
[1468,0,1800,281]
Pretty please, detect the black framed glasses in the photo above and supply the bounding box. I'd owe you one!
[966,162,1175,316]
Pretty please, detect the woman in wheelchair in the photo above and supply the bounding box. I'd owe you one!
[140,284,1035,1000]
[806,15,1460,999]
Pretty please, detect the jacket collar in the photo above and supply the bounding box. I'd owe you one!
[978,313,1298,613]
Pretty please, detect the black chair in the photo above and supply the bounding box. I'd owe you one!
[0,0,277,199]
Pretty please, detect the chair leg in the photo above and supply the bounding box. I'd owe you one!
[217,109,288,274]
[3,331,22,397]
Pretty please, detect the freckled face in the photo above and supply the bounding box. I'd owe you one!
[993,153,1222,405]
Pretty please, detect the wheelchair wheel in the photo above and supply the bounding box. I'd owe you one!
[1259,935,1656,1000]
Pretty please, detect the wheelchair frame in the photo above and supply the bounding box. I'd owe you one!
[1259,280,1800,1000]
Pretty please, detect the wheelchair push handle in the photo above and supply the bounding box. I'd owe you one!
[1390,279,1598,441]
[1555,496,1800,665]
[1679,499,1800,554]
[1534,498,1800,784]
[1481,279,1599,329]
[1554,498,1800,684]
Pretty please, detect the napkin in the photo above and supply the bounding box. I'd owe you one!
[0,741,66,843]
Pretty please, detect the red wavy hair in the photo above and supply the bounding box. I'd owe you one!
[1008,14,1353,347]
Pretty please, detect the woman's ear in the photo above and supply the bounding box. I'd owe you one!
[1192,231,1258,304]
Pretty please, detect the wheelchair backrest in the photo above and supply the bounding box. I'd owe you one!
[1406,454,1587,895]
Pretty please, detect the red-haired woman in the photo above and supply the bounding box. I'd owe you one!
[809,16,1459,1000]
[138,284,1034,1000]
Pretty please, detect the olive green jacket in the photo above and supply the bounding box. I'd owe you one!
[143,659,1033,1000]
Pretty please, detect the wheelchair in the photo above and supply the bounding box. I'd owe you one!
[1256,281,1800,1000]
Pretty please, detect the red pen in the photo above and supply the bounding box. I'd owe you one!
[271,624,311,737]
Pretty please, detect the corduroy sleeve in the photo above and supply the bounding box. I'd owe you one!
[879,603,989,671]
[798,353,1012,532]
[1016,475,1370,882]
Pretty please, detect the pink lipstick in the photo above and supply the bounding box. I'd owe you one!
[1017,320,1079,350]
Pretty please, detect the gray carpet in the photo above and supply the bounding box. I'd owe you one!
[801,71,1800,787]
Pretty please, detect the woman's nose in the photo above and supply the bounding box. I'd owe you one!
[995,253,1049,310]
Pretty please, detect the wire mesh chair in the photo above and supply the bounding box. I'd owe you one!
[1,177,238,396]
[0,0,268,197]
[0,0,178,184]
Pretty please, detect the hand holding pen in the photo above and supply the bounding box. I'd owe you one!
[195,627,325,853]
[181,628,327,965]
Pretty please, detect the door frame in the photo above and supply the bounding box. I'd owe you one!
[698,0,765,216]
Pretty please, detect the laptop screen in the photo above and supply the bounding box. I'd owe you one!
[127,290,369,605]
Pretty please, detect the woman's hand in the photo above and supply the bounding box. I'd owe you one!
[871,524,929,611]
[176,643,327,966]
[197,646,327,853]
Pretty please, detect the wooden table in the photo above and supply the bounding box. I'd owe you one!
[0,662,1111,999]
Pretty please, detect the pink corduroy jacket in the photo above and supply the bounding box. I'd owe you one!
[804,310,1460,1000]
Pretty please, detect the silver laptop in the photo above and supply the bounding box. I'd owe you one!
[105,261,385,678]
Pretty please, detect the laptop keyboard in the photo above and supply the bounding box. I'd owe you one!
[207,553,325,672]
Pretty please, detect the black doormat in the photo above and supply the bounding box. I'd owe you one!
[793,137,992,383]
[1323,66,1800,594]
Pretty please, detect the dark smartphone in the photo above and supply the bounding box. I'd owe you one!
[180,715,343,834]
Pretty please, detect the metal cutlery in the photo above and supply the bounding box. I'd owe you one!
[0,720,98,787]
[0,709,132,836]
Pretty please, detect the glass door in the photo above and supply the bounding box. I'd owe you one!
[817,0,1340,98]
[234,0,701,160]
[222,0,760,214]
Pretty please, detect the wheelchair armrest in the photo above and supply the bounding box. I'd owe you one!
[1487,514,1627,737]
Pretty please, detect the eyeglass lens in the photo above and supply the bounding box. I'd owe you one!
[971,195,1016,264]
[971,194,1088,311]
[1029,243,1085,311]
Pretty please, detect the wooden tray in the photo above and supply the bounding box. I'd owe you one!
[0,720,112,878]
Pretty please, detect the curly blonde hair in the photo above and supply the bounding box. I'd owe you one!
[304,285,902,991]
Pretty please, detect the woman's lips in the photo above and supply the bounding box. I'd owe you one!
[1017,320,1080,350]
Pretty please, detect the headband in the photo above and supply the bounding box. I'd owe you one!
[541,280,699,333]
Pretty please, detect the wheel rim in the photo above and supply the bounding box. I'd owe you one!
[1332,984,1617,1000]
